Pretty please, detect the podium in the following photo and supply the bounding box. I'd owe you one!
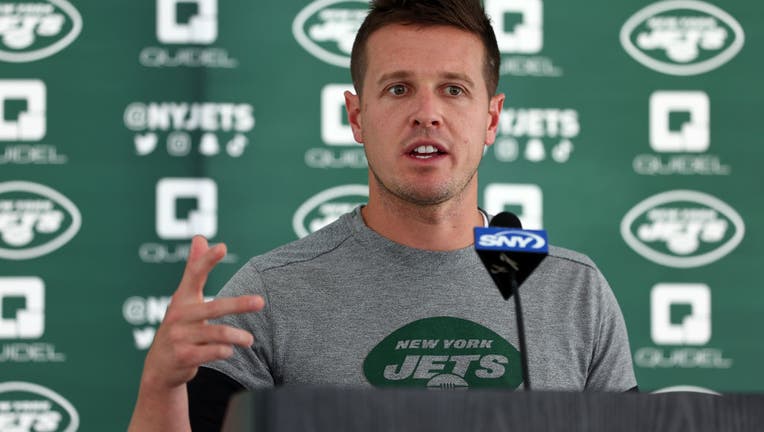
[221,387,764,432]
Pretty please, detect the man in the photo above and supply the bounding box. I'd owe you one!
[129,0,636,430]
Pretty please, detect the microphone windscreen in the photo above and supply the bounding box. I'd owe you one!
[489,212,523,229]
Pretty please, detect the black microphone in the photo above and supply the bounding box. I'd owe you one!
[474,211,549,390]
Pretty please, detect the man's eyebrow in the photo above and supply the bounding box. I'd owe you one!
[376,70,413,86]
[375,71,476,88]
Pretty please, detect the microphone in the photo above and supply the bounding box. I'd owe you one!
[474,212,549,390]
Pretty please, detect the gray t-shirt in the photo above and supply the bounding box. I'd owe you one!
[206,207,636,391]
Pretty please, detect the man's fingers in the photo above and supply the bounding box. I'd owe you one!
[175,344,237,368]
[176,239,227,301]
[179,295,264,323]
[185,324,254,347]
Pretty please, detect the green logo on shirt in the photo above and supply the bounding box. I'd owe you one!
[363,317,523,389]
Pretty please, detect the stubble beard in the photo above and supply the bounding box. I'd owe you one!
[368,161,479,208]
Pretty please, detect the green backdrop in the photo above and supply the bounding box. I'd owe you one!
[0,0,761,430]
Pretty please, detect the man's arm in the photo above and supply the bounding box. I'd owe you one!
[128,236,264,432]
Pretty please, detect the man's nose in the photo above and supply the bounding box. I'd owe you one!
[411,91,442,128]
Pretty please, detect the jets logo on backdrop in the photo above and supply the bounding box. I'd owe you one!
[139,178,237,264]
[634,283,731,369]
[620,1,744,75]
[293,0,368,68]
[484,0,562,77]
[621,190,744,268]
[364,317,523,389]
[0,277,65,363]
[634,91,729,176]
[491,108,579,164]
[0,382,79,432]
[0,0,82,63]
[0,181,81,260]
[305,83,367,169]
[483,183,543,229]
[292,184,368,238]
[140,0,237,68]
[123,101,254,157]
[0,80,67,164]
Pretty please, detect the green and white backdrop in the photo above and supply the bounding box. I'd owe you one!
[0,0,761,430]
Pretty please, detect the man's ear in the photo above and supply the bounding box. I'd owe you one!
[484,93,505,146]
[344,91,364,144]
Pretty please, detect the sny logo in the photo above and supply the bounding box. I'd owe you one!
[0,277,44,339]
[0,80,45,141]
[157,0,217,44]
[475,228,548,252]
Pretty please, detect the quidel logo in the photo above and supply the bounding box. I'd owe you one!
[484,0,562,77]
[621,190,744,268]
[0,382,79,432]
[305,83,367,169]
[0,80,45,141]
[157,0,216,44]
[292,184,367,238]
[0,181,81,260]
[0,277,43,339]
[620,1,744,76]
[0,0,82,63]
[483,183,543,230]
[292,0,368,68]
[363,317,522,389]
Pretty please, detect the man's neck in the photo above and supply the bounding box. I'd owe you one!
[360,188,484,252]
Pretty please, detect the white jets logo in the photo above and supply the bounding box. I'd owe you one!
[651,283,711,345]
[485,0,543,54]
[292,184,368,238]
[650,91,709,153]
[621,190,744,268]
[483,184,543,229]
[321,83,357,146]
[620,1,745,75]
[0,382,79,432]
[156,178,217,240]
[0,0,83,63]
[157,0,217,44]
[0,277,44,339]
[292,0,368,68]
[0,80,45,141]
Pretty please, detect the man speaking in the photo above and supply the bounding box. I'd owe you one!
[129,0,636,430]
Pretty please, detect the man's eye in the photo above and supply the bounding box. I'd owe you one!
[445,86,463,96]
[388,85,406,96]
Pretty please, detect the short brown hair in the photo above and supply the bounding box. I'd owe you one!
[350,0,501,97]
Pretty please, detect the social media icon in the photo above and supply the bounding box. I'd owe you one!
[0,277,44,339]
[0,80,46,141]
[156,178,217,239]
[651,283,711,345]
[483,183,543,229]
[650,91,710,153]
[157,0,217,44]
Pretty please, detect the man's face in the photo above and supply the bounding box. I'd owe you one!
[346,24,504,207]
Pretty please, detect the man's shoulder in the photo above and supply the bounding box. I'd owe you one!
[546,245,599,271]
[247,213,357,273]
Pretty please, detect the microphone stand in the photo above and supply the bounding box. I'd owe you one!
[509,277,531,390]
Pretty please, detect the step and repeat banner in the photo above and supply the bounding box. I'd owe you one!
[0,0,761,430]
